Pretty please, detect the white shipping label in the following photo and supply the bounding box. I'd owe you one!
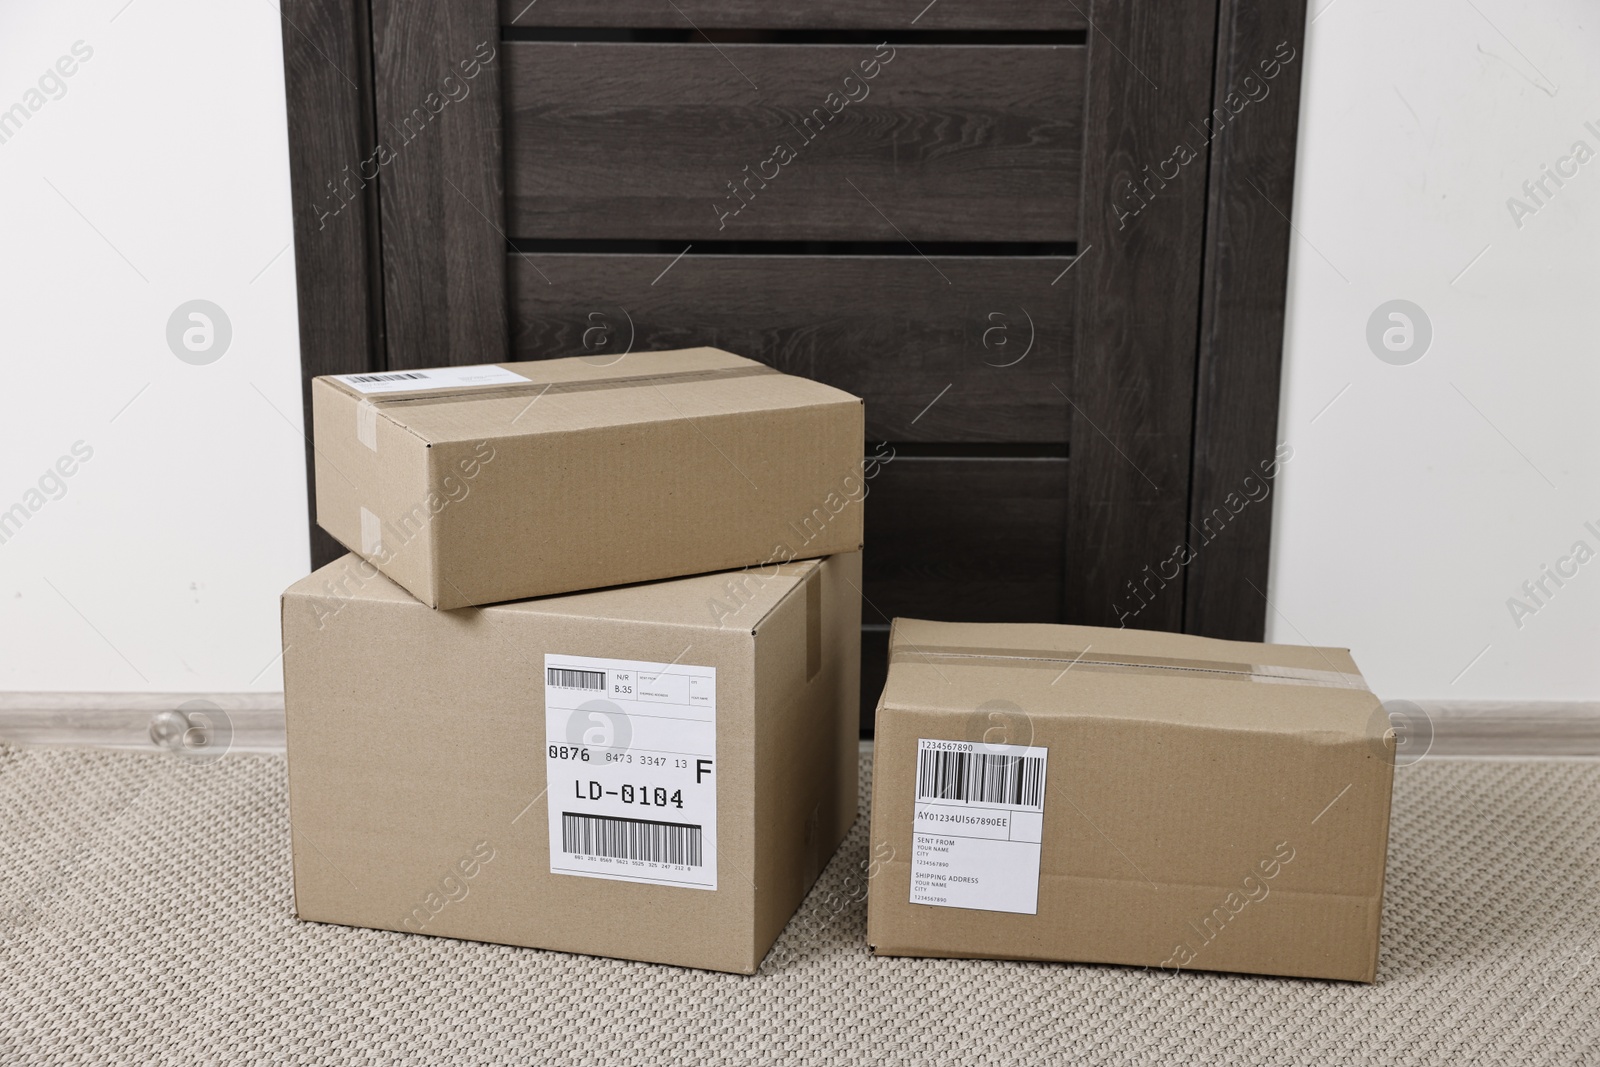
[331,365,530,395]
[910,739,1049,915]
[544,653,717,890]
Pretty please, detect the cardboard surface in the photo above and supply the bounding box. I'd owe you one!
[311,348,865,609]
[282,551,862,974]
[866,619,1394,983]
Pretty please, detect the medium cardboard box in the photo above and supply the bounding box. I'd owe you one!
[311,347,865,610]
[282,550,862,974]
[866,619,1394,983]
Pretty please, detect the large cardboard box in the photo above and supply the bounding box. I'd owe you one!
[311,347,865,609]
[282,551,862,974]
[867,619,1394,982]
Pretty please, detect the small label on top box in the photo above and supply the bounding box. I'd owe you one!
[332,365,529,394]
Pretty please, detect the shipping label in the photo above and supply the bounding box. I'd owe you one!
[331,365,529,395]
[910,738,1049,914]
[543,653,717,890]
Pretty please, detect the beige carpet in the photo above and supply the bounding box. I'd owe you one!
[1,745,1597,1066]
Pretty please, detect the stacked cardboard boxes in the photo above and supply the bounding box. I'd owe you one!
[283,346,1396,983]
[283,348,866,973]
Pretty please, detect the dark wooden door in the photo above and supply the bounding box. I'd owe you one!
[282,0,1307,733]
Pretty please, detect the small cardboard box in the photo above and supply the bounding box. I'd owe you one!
[282,551,862,974]
[867,619,1394,982]
[311,347,865,609]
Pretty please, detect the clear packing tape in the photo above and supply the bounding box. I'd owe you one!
[891,644,1370,691]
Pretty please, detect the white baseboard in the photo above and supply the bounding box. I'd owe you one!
[1,694,1596,758]
[0,692,286,754]
[1419,701,1600,758]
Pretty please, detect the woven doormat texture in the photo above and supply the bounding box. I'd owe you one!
[1,744,1597,1066]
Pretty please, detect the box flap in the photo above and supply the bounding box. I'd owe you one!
[885,618,1378,736]
[317,348,861,445]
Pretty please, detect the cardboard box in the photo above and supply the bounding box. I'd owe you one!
[866,619,1394,982]
[310,347,865,610]
[282,551,862,974]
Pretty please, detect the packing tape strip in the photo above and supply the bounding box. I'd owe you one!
[356,400,379,451]
[359,506,383,557]
[354,363,781,408]
[805,570,822,683]
[1247,663,1368,689]
[891,643,1368,691]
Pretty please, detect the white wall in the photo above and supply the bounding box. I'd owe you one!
[1,0,1593,705]
[1270,0,1600,701]
[0,0,307,692]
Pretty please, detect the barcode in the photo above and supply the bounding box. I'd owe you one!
[916,748,1045,809]
[547,667,605,690]
[348,372,427,383]
[562,812,702,866]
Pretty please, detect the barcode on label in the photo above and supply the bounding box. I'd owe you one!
[561,813,703,866]
[547,667,605,690]
[917,748,1045,809]
[348,372,427,383]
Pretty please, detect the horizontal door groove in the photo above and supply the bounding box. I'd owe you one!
[502,28,1087,45]
[499,0,1088,32]
[508,239,1077,257]
[880,444,1069,459]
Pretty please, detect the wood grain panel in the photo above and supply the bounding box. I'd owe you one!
[862,455,1067,623]
[1064,0,1219,631]
[504,43,1084,242]
[499,1,1089,31]
[508,253,1074,442]
[861,626,889,735]
[857,453,1067,732]
[287,0,1304,716]
[280,0,382,569]
[370,0,508,370]
[1184,6,1307,641]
